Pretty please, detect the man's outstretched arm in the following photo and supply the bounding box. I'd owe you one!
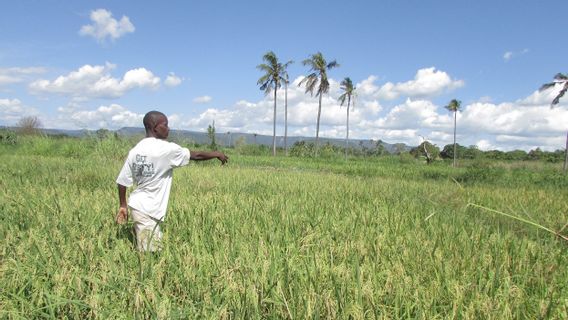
[190,151,228,164]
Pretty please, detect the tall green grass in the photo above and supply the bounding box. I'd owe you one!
[1,136,567,318]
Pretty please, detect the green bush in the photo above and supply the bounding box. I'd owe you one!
[0,129,18,145]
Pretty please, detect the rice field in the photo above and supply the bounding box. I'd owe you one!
[1,136,567,319]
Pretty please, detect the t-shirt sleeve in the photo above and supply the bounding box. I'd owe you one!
[116,156,134,187]
[169,143,191,168]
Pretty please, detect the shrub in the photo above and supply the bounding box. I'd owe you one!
[16,116,43,135]
[0,129,18,145]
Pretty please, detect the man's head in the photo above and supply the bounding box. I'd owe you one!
[143,111,169,139]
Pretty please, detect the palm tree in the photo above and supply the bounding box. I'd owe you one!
[444,99,462,167]
[281,60,293,156]
[299,52,339,156]
[257,51,286,156]
[338,77,356,159]
[540,73,568,172]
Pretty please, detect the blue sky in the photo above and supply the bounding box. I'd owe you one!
[1,0,567,151]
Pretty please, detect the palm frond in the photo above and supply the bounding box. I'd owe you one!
[317,78,330,96]
[258,51,287,94]
[327,60,339,69]
[553,73,568,81]
[540,73,568,106]
[539,82,556,92]
[551,83,568,106]
[259,81,274,95]
[444,99,461,112]
[339,77,356,108]
[302,57,315,67]
[257,74,270,85]
[298,73,316,86]
[300,74,318,95]
[283,60,294,68]
[340,77,354,92]
[338,92,347,106]
[262,51,278,65]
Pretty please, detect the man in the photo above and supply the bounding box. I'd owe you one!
[116,110,228,251]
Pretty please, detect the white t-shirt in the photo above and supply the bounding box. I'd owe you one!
[116,137,190,220]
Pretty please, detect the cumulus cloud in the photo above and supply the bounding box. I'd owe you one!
[0,98,40,124]
[0,67,47,85]
[184,100,268,133]
[29,63,160,99]
[47,88,566,151]
[63,104,143,129]
[193,96,212,104]
[372,99,446,130]
[79,9,135,42]
[19,66,563,152]
[165,73,182,87]
[171,72,462,145]
[518,83,568,107]
[357,68,464,101]
[460,102,568,136]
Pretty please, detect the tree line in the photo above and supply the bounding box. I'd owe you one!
[257,50,567,171]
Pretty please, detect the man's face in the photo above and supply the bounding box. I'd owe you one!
[154,115,169,139]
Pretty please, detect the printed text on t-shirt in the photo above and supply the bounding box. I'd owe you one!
[134,154,155,178]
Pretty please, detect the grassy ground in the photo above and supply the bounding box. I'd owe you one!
[1,136,567,319]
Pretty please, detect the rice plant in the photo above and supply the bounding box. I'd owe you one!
[1,136,567,318]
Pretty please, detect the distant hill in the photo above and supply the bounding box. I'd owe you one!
[1,125,411,153]
[115,127,410,153]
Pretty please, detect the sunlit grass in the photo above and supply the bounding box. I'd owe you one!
[1,136,567,318]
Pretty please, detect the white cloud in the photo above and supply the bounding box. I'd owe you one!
[193,96,212,104]
[63,104,143,129]
[357,75,381,96]
[518,83,568,107]
[79,9,135,42]
[359,68,464,101]
[167,114,183,129]
[389,67,464,98]
[16,66,563,152]
[460,102,568,136]
[29,63,160,99]
[165,73,182,87]
[503,49,529,62]
[0,98,40,124]
[476,139,496,151]
[172,72,463,147]
[0,67,47,85]
[373,99,447,130]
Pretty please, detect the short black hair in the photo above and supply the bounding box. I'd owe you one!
[143,111,166,132]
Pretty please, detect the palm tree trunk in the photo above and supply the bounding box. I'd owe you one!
[315,93,322,157]
[453,111,457,167]
[345,96,350,160]
[564,130,567,172]
[285,81,288,156]
[272,89,277,156]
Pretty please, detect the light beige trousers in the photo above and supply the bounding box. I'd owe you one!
[130,207,163,252]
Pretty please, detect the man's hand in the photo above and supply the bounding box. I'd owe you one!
[115,207,128,225]
[217,152,229,165]
[190,150,229,165]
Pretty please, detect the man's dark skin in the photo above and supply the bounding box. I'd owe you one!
[116,112,228,224]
